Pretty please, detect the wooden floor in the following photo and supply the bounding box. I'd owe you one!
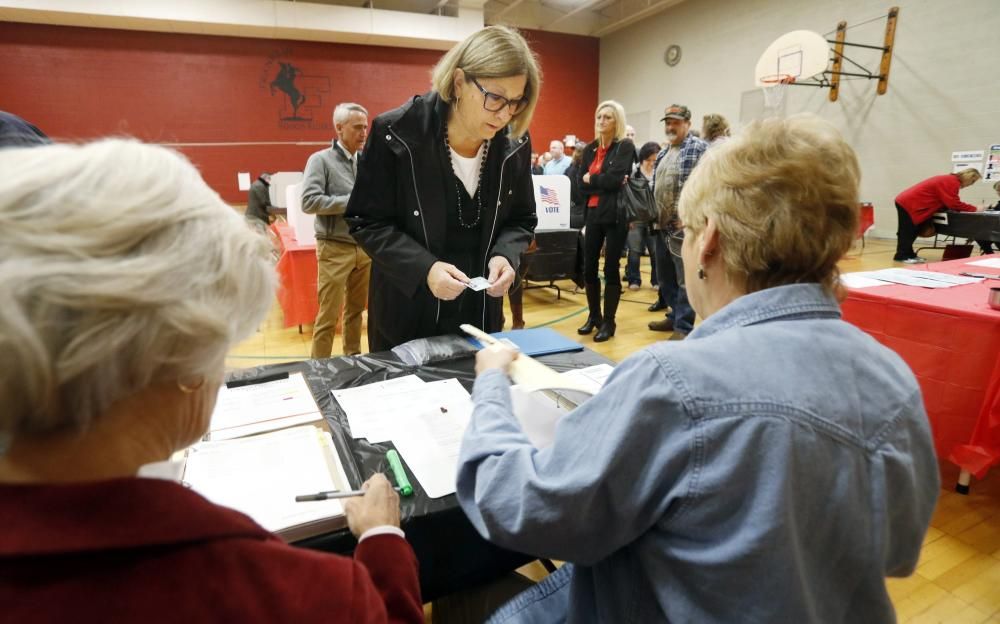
[226,238,1000,623]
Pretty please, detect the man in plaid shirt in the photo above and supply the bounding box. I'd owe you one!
[649,104,708,338]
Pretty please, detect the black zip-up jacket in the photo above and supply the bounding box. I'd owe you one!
[577,138,636,226]
[346,92,538,351]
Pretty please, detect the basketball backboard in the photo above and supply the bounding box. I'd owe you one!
[754,30,830,86]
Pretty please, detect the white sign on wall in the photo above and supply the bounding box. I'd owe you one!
[531,174,571,230]
[985,144,1000,183]
[951,150,985,162]
[950,149,985,176]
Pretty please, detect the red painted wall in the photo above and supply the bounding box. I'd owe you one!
[0,22,598,202]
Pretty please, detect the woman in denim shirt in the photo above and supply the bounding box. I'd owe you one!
[456,115,939,624]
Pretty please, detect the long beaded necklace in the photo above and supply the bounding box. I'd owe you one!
[444,123,490,230]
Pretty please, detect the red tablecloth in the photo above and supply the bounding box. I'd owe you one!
[841,258,1000,478]
[272,222,317,328]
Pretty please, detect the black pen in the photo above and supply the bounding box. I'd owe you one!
[295,487,402,502]
[226,371,290,389]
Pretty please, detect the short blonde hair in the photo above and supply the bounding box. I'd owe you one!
[679,114,860,294]
[0,139,276,436]
[594,100,627,143]
[431,25,541,139]
[702,113,730,142]
[955,168,981,185]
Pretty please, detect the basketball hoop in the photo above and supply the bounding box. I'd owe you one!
[760,73,795,110]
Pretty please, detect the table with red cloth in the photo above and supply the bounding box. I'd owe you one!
[272,222,317,329]
[841,257,1000,486]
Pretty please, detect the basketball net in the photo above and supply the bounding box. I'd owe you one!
[760,74,795,110]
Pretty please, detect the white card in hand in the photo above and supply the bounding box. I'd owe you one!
[467,277,492,291]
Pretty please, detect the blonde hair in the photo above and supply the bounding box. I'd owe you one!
[955,168,981,185]
[431,25,541,139]
[0,139,276,436]
[594,100,627,143]
[679,114,860,294]
[702,113,730,142]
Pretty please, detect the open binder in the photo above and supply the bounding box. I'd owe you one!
[182,425,353,542]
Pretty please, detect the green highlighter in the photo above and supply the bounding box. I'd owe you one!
[385,450,414,497]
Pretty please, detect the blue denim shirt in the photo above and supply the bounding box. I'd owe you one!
[457,283,939,623]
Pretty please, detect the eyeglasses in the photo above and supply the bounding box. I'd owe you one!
[667,228,686,257]
[470,77,529,115]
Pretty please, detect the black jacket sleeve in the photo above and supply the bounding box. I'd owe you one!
[346,119,439,299]
[488,137,538,271]
[585,139,636,191]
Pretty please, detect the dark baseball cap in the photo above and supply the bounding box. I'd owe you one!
[660,104,691,122]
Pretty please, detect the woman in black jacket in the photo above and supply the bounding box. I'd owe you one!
[577,101,636,342]
[346,26,540,351]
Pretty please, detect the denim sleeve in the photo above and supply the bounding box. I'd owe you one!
[456,352,698,565]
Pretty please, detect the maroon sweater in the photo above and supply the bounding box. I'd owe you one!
[0,478,422,624]
[895,174,978,223]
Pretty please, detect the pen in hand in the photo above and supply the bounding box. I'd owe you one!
[295,487,401,502]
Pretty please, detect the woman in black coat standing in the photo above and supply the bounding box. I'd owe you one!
[346,26,540,352]
[577,100,635,342]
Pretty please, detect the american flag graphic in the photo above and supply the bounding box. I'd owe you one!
[539,186,560,207]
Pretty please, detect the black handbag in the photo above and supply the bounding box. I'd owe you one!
[617,175,657,224]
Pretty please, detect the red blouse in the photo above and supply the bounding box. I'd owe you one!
[587,145,609,208]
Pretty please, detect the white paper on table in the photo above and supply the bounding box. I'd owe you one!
[864,268,978,289]
[388,379,472,498]
[331,375,426,440]
[184,426,347,536]
[966,257,1000,269]
[559,364,614,394]
[208,372,321,441]
[840,272,893,289]
[509,385,573,448]
[364,378,471,443]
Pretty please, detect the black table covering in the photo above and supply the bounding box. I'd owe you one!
[226,345,612,601]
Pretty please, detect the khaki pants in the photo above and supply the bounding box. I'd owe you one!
[312,239,371,358]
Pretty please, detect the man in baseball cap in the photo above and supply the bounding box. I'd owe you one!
[648,103,706,339]
[659,104,691,122]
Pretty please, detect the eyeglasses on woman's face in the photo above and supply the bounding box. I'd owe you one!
[470,77,529,116]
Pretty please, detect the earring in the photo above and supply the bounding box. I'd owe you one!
[697,265,706,280]
[177,376,205,394]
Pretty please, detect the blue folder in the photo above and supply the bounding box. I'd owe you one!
[467,327,584,357]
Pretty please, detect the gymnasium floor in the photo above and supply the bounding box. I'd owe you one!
[226,237,1000,623]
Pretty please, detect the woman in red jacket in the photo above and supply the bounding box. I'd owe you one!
[893,168,981,263]
[0,139,423,624]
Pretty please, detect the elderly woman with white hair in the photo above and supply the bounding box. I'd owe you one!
[0,140,422,623]
[455,115,939,623]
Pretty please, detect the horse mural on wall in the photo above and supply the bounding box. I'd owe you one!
[270,62,307,121]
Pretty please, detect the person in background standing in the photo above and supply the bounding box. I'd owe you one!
[625,141,662,290]
[244,172,273,234]
[648,104,707,340]
[302,103,372,357]
[976,180,1000,254]
[702,113,730,147]
[542,139,570,176]
[576,100,636,342]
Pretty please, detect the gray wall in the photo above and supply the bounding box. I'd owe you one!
[601,0,1000,238]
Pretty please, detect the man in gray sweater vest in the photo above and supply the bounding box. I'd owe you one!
[301,103,370,357]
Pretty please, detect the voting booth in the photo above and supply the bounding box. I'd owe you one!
[525,175,579,296]
[284,182,316,246]
[531,175,572,230]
